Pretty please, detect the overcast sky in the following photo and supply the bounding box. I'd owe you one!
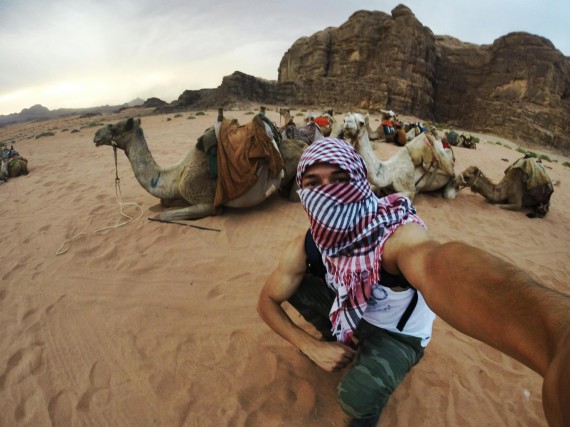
[0,0,568,115]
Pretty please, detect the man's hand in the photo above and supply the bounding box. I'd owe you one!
[301,340,357,372]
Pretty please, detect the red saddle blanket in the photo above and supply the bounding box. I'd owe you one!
[313,116,329,127]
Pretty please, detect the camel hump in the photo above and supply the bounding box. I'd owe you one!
[506,157,552,190]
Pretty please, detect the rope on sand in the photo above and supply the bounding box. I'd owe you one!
[56,177,143,256]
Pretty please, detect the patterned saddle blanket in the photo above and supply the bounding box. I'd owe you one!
[281,121,324,145]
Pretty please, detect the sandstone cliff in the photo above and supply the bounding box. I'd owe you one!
[277,4,570,152]
[164,4,569,153]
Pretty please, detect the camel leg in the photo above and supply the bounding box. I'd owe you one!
[392,182,415,200]
[497,192,524,211]
[160,198,189,208]
[392,171,416,201]
[442,180,458,199]
[497,203,523,211]
[157,204,218,221]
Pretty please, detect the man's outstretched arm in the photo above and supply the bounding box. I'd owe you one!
[384,222,570,426]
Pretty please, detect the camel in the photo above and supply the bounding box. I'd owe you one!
[456,157,554,218]
[458,134,477,149]
[0,147,29,180]
[443,130,476,149]
[278,107,324,144]
[342,112,457,200]
[93,111,307,221]
[304,109,342,138]
[365,118,417,143]
[279,108,344,140]
[365,117,391,141]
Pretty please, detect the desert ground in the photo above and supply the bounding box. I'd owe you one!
[1,106,568,426]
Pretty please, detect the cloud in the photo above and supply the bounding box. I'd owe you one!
[0,0,568,115]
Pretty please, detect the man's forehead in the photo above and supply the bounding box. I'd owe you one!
[304,162,345,173]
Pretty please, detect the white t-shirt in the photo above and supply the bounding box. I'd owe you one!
[362,283,435,347]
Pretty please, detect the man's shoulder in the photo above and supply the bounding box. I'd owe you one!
[382,222,431,274]
[280,234,308,272]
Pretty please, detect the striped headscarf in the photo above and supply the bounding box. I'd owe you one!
[296,137,424,344]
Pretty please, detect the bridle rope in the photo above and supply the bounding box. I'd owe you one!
[55,142,143,255]
[456,169,481,192]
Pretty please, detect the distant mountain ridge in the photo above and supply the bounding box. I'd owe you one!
[0,98,144,126]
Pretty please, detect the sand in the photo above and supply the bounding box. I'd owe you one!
[1,107,568,426]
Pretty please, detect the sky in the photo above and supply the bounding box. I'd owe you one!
[0,0,568,116]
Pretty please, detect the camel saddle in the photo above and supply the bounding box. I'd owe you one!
[506,157,551,190]
[281,121,323,144]
[213,115,284,209]
[406,134,447,172]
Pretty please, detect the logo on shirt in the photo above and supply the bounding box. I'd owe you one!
[367,284,391,312]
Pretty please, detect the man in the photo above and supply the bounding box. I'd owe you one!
[257,137,570,426]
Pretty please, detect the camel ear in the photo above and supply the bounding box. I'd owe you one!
[125,117,135,131]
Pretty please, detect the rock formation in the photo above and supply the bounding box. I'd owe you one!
[276,4,570,152]
[153,4,570,152]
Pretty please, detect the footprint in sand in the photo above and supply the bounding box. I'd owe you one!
[76,361,112,412]
[21,307,44,335]
[45,295,67,315]
[2,259,27,281]
[207,284,225,300]
[0,343,45,390]
[48,390,75,427]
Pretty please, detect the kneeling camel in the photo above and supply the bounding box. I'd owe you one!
[93,111,306,221]
[457,157,554,218]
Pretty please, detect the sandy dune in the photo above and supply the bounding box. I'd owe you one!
[1,107,568,426]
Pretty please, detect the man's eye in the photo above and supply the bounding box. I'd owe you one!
[334,175,350,184]
[302,180,318,189]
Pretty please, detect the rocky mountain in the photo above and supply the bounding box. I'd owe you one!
[0,99,145,126]
[167,5,570,153]
[276,5,570,152]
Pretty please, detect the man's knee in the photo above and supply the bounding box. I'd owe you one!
[337,369,392,419]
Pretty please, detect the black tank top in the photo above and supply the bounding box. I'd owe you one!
[304,229,417,331]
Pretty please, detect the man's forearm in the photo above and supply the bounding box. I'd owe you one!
[257,295,320,353]
[415,241,570,376]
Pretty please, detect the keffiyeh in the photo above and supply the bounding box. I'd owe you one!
[296,138,424,344]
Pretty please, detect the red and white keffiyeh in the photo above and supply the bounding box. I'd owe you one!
[296,138,424,344]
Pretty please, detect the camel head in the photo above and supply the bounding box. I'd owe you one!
[93,117,142,150]
[456,165,482,189]
[342,112,367,148]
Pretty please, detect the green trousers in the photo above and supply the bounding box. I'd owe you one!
[288,273,425,421]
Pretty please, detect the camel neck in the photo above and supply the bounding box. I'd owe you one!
[473,171,498,201]
[357,131,383,177]
[124,129,182,200]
